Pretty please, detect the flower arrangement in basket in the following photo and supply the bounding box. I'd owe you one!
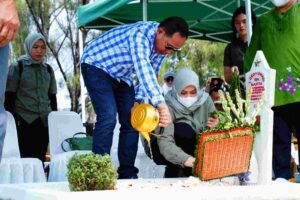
[193,76,263,181]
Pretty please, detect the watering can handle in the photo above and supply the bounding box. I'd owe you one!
[159,127,164,135]
[150,127,165,137]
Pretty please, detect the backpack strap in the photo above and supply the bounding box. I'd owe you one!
[17,60,23,77]
[45,63,52,76]
[17,60,23,88]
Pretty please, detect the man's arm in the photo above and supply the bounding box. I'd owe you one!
[128,29,164,106]
[0,0,20,47]
[128,29,171,127]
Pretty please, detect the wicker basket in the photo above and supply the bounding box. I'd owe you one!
[193,127,254,181]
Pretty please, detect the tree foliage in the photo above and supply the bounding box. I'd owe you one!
[160,39,226,87]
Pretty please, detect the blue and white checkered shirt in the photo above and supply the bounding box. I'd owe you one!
[81,21,166,106]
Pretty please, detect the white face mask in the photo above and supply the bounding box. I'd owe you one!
[177,96,198,108]
[271,0,290,7]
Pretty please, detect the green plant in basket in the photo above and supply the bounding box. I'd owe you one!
[67,153,118,191]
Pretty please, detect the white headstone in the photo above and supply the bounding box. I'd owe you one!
[245,50,276,185]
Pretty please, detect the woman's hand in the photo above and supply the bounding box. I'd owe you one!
[206,116,219,129]
[184,157,195,168]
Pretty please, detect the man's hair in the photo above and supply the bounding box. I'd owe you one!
[159,17,189,38]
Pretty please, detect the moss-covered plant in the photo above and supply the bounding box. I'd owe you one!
[67,153,118,191]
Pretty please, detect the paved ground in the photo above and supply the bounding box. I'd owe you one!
[111,122,165,178]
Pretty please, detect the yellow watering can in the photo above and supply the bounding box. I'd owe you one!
[131,104,161,142]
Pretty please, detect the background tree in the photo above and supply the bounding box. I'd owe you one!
[159,40,226,86]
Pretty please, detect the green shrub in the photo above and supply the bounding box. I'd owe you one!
[67,153,118,191]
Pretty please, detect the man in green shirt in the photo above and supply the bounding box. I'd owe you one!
[244,0,300,181]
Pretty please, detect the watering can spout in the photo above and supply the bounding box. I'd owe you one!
[141,132,150,142]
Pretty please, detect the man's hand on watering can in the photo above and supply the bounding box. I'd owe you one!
[157,103,172,127]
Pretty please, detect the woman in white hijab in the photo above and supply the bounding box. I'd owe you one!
[5,32,57,163]
[158,67,218,177]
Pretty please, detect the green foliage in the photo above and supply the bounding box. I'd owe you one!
[159,39,226,86]
[67,153,118,191]
[71,73,80,87]
[228,71,241,104]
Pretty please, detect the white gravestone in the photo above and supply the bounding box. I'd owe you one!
[245,50,276,185]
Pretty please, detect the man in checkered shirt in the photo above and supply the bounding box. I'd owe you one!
[81,17,188,179]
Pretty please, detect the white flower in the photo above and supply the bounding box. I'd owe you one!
[245,116,251,124]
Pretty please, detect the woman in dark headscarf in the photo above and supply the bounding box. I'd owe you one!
[5,32,57,162]
[157,67,218,177]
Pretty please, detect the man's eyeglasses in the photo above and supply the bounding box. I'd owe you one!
[165,45,181,52]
